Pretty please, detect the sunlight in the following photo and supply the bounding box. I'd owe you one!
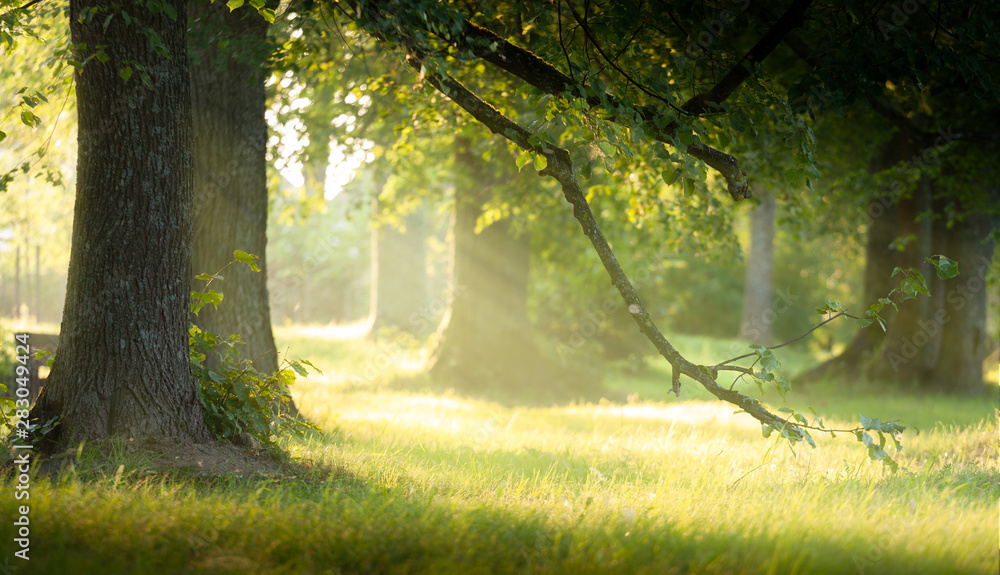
[292,320,373,340]
[557,402,761,430]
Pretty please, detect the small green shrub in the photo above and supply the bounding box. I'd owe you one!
[190,251,320,449]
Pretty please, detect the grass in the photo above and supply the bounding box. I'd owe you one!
[1,326,997,574]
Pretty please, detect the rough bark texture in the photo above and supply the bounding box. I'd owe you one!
[375,205,430,332]
[739,193,777,345]
[189,2,279,375]
[31,0,211,444]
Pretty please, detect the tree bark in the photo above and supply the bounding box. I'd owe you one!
[189,2,279,376]
[797,139,900,383]
[31,0,211,444]
[429,139,530,391]
[739,192,777,345]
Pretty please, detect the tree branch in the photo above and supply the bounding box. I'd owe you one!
[0,0,45,18]
[399,51,799,436]
[677,0,816,117]
[443,18,752,200]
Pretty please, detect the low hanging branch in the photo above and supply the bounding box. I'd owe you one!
[403,53,801,437]
[347,0,919,467]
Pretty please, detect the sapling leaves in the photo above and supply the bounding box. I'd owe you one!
[233,249,261,272]
[190,255,320,449]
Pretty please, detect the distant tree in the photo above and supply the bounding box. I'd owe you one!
[740,191,777,345]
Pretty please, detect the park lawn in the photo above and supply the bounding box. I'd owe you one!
[1,329,997,574]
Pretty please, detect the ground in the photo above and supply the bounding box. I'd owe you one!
[1,328,996,574]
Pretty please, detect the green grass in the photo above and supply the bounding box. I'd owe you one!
[1,328,997,574]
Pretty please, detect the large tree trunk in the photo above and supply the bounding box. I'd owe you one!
[31,0,211,444]
[375,204,429,332]
[739,192,776,345]
[871,174,935,384]
[189,2,279,376]
[922,211,996,394]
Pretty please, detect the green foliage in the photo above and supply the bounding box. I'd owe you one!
[748,345,791,399]
[190,252,320,449]
[0,324,17,437]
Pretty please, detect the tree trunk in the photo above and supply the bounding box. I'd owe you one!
[375,204,429,333]
[429,139,529,386]
[189,2,279,376]
[871,174,935,384]
[739,192,776,345]
[923,212,996,394]
[428,138,595,403]
[797,197,898,382]
[31,0,211,444]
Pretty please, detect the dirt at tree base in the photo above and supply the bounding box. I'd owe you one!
[33,437,296,478]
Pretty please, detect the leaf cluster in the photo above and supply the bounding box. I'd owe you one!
[190,252,320,450]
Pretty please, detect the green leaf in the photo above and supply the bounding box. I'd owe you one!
[859,414,877,430]
[289,361,308,377]
[761,424,773,438]
[226,0,244,10]
[0,130,6,143]
[162,2,177,20]
[533,153,548,171]
[258,7,275,22]
[931,256,959,279]
[515,150,530,171]
[231,378,250,402]
[233,250,260,272]
[119,66,133,81]
[298,358,323,375]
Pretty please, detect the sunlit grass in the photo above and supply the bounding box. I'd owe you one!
[1,327,996,573]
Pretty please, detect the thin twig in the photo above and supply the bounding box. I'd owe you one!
[0,0,44,18]
[563,0,677,109]
[556,0,576,82]
[716,311,847,367]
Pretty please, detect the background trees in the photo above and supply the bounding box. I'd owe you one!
[1,0,996,449]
